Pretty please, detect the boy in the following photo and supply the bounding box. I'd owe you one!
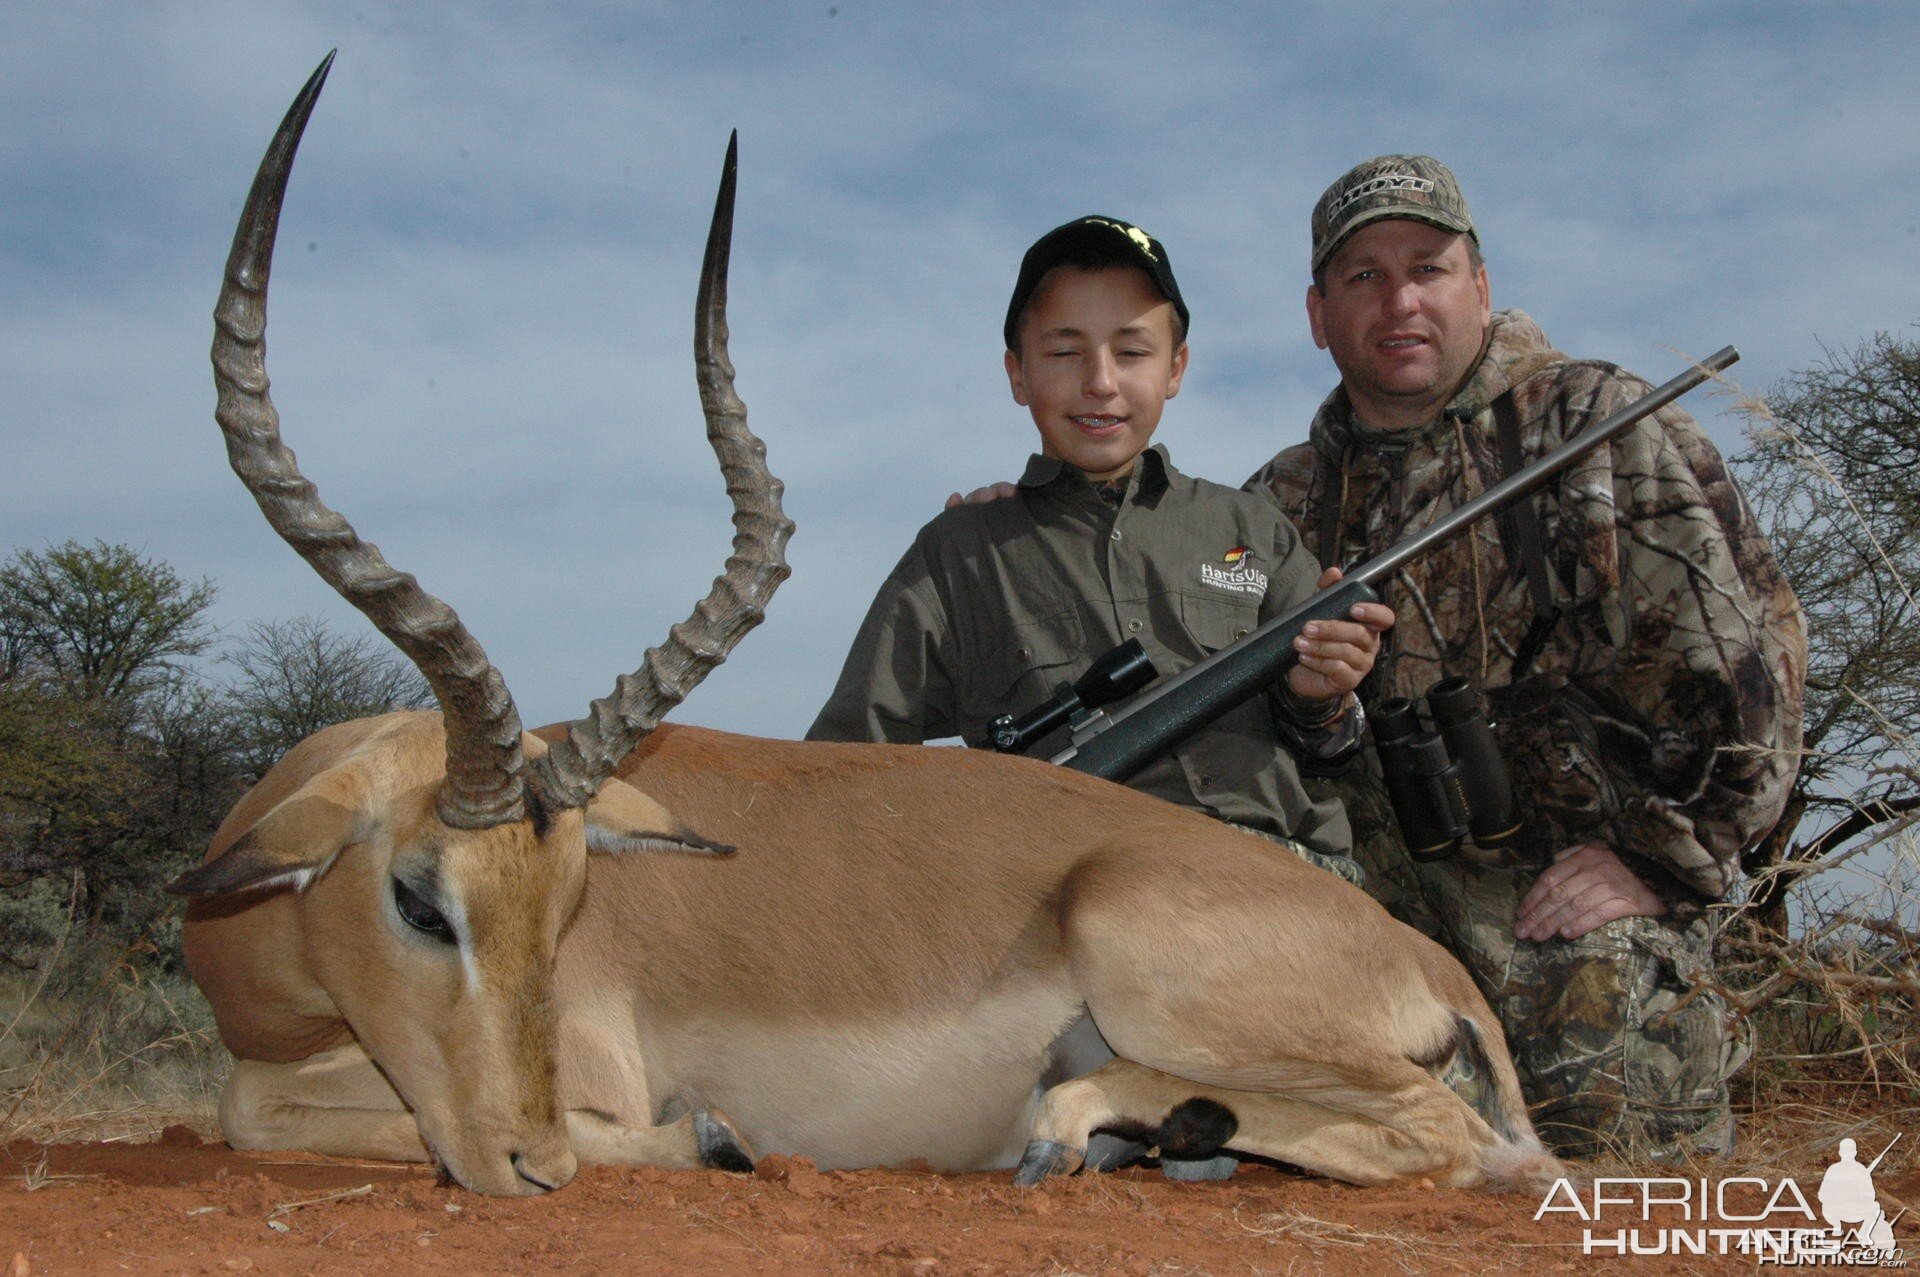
[806,216,1391,869]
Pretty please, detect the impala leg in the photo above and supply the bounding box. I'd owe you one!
[1016,1058,1228,1185]
[565,1107,756,1173]
[221,1043,428,1161]
[222,1045,754,1175]
[1056,845,1521,1186]
[1015,1058,1483,1188]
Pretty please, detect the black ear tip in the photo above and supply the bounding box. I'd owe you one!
[165,865,216,898]
[680,827,738,856]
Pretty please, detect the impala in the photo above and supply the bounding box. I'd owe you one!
[177,55,1559,1198]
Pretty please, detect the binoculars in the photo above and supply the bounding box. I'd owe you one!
[1370,678,1522,861]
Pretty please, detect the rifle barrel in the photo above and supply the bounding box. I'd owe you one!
[1055,346,1738,783]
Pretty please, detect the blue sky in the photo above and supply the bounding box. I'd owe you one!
[2,1,1915,739]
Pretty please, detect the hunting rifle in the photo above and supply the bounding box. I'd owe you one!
[1022,346,1739,782]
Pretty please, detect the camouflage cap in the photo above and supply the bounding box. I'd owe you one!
[1004,215,1188,351]
[1310,155,1477,273]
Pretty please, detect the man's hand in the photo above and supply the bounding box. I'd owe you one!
[944,481,1018,509]
[1515,841,1666,942]
[1285,566,1395,706]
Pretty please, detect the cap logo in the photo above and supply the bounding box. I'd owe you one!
[1326,173,1435,220]
[1084,217,1160,261]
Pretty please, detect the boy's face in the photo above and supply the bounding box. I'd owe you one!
[1004,266,1188,482]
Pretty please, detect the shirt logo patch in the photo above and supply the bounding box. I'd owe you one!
[1201,546,1268,597]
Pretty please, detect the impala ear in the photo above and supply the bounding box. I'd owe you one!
[584,778,735,857]
[168,766,374,897]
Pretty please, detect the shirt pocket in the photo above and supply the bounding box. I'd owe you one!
[957,610,1088,745]
[1176,592,1259,654]
[1170,591,1272,760]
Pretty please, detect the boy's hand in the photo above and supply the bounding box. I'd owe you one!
[1285,566,1395,706]
[944,481,1018,509]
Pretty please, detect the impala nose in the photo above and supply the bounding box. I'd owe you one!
[511,1146,577,1194]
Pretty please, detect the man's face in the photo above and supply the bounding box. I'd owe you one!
[1306,218,1491,430]
[1005,266,1188,481]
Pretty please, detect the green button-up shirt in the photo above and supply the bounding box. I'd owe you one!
[806,446,1353,857]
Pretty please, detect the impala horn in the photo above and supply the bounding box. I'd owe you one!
[532,130,794,810]
[212,52,792,826]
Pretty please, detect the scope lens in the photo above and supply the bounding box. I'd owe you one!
[1076,638,1156,708]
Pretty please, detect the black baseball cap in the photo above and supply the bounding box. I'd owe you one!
[1003,215,1189,351]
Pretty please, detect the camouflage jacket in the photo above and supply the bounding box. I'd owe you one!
[1246,310,1806,903]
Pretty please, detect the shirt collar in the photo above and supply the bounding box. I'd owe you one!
[1017,443,1174,501]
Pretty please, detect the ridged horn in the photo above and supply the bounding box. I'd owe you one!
[532,133,795,809]
[212,52,530,830]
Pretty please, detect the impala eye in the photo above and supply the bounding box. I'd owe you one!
[392,876,455,943]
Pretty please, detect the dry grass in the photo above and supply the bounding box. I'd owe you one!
[1721,829,1919,1096]
[1227,1201,1476,1276]
[1712,777,1918,1188]
[1699,361,1919,1180]
[0,930,224,1145]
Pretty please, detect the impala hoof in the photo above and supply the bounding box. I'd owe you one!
[1012,1138,1082,1186]
[1160,1152,1239,1182]
[694,1109,756,1174]
[1085,1133,1150,1172]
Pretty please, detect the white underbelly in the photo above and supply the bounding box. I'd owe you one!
[563,983,1085,1171]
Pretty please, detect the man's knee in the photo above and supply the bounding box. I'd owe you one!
[1506,913,1745,1159]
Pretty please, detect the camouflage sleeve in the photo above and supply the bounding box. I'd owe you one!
[1272,692,1365,769]
[1539,367,1805,902]
[804,537,962,745]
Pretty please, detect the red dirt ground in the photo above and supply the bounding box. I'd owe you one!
[7,1127,1913,1275]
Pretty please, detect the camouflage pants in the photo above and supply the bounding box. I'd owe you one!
[1315,763,1749,1161]
[1227,823,1368,889]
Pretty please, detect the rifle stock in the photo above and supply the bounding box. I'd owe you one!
[1051,346,1739,783]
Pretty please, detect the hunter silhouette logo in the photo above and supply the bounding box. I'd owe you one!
[1199,546,1267,597]
[1533,1133,1908,1262]
[1820,1136,1903,1253]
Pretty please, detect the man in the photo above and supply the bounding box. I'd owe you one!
[1247,155,1807,1157]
